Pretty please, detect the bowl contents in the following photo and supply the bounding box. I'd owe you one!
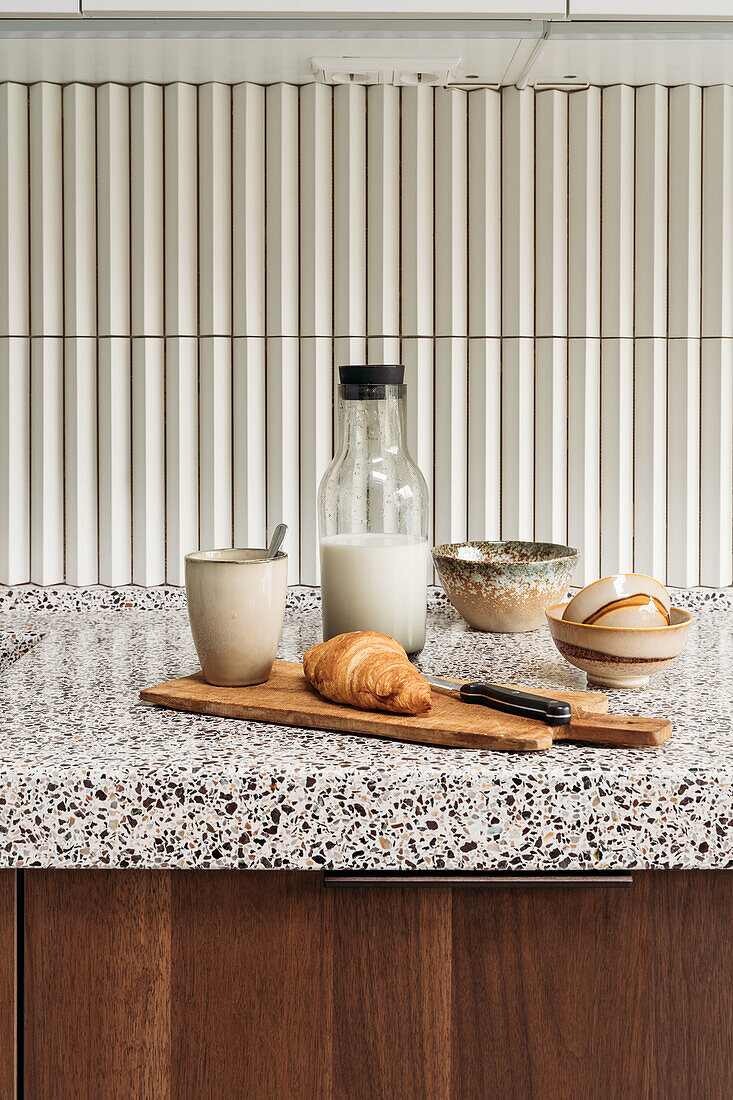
[303,630,432,715]
[185,547,287,687]
[432,541,579,633]
[563,573,671,627]
[546,602,692,689]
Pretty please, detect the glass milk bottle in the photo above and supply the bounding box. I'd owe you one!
[318,365,430,655]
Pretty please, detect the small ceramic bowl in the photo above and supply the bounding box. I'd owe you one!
[546,602,692,689]
[563,573,671,628]
[432,541,579,633]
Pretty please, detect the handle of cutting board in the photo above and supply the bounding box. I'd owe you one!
[557,710,672,747]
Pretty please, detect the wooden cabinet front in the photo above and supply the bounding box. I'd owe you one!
[20,870,733,1099]
[0,872,16,1100]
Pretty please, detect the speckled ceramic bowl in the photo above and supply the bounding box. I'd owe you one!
[546,602,692,688]
[432,541,579,633]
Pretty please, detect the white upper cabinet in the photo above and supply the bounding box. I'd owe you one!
[570,0,733,16]
[0,0,79,12]
[536,19,733,86]
[82,0,563,15]
[0,23,527,83]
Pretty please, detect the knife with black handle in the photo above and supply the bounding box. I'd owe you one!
[423,675,572,727]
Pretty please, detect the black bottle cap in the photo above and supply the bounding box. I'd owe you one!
[339,364,404,386]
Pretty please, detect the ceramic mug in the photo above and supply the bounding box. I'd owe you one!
[185,549,288,686]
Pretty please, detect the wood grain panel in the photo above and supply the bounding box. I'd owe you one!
[171,871,329,1100]
[452,872,733,1100]
[24,871,171,1100]
[0,872,15,1100]
[21,870,733,1099]
[649,871,733,1098]
[331,886,451,1100]
[452,879,651,1100]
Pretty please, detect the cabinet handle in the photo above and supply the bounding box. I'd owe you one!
[323,872,633,888]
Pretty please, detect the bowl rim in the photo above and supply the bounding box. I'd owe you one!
[546,602,692,632]
[432,540,579,566]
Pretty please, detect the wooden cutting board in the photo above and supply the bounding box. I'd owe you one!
[140,661,671,752]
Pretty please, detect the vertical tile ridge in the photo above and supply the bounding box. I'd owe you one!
[61,92,66,582]
[435,86,467,340]
[230,92,235,548]
[0,338,30,583]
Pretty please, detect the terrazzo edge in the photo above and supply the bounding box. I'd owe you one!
[0,586,732,871]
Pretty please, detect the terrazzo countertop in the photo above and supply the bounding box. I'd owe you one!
[0,585,732,871]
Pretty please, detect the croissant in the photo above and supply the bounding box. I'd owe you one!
[303,631,432,716]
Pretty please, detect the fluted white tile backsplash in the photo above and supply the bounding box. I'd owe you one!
[0,80,731,588]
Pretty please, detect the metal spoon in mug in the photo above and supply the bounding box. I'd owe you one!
[266,523,288,559]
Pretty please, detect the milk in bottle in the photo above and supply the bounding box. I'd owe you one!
[317,366,430,655]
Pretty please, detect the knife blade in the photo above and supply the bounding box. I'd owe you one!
[423,675,572,727]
